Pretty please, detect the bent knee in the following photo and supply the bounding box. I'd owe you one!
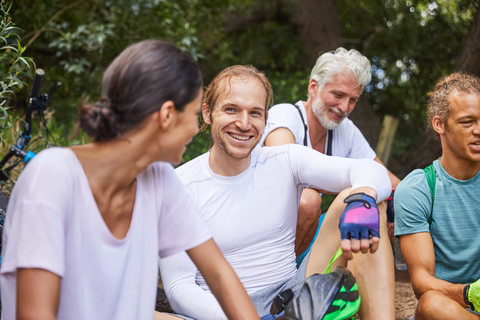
[416,290,450,318]
[299,189,322,218]
[337,188,352,200]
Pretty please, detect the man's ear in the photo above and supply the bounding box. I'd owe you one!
[158,100,176,130]
[202,103,212,125]
[265,109,269,123]
[307,78,319,98]
[432,116,446,135]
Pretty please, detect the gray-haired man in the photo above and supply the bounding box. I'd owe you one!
[263,48,399,319]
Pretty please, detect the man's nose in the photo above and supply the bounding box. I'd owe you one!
[473,121,480,135]
[338,98,350,114]
[236,112,251,130]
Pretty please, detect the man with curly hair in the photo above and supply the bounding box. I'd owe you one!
[395,73,480,319]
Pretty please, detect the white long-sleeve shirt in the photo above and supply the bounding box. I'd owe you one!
[160,144,391,319]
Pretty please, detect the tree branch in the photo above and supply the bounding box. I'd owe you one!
[24,0,83,51]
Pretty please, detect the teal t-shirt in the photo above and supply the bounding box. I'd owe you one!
[394,159,480,284]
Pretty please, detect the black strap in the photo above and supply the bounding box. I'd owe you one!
[292,103,333,155]
[326,129,333,156]
[293,103,308,147]
[270,288,294,315]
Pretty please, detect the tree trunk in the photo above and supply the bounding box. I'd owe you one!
[291,0,343,66]
[291,0,381,148]
[454,7,480,75]
[398,7,480,178]
[348,96,381,148]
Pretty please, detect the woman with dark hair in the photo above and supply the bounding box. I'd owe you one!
[0,40,259,320]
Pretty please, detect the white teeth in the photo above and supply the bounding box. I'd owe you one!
[231,133,250,141]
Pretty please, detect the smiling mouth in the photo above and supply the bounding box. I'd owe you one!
[229,133,252,141]
[330,108,346,121]
[470,141,480,148]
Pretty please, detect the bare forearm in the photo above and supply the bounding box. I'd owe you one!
[402,234,468,307]
[387,170,401,189]
[188,239,259,320]
[411,271,467,307]
[205,265,259,320]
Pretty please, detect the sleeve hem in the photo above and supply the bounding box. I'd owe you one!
[394,228,430,237]
[159,236,212,259]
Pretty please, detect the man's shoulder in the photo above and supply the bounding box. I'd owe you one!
[394,168,433,236]
[256,144,292,159]
[269,102,297,111]
[395,168,432,215]
[263,101,306,147]
[175,153,210,185]
[396,169,429,196]
[256,144,312,168]
[268,102,303,121]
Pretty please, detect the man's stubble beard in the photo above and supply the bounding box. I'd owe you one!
[210,125,260,160]
[311,97,346,131]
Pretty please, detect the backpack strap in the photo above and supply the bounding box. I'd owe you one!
[293,103,334,155]
[293,103,308,147]
[423,164,436,226]
[326,129,333,156]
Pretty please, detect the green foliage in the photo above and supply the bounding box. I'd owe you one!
[4,0,478,167]
[339,0,476,165]
[0,0,34,145]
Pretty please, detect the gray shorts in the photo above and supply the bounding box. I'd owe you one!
[250,251,310,317]
[167,251,311,319]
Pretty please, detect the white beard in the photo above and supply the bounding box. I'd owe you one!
[312,98,346,130]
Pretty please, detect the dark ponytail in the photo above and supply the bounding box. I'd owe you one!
[80,40,203,142]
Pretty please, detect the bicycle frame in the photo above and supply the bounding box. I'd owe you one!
[0,69,59,181]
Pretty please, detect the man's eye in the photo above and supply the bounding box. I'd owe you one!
[225,108,235,112]
[334,93,342,98]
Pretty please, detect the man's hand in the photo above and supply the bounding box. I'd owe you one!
[339,193,380,260]
[465,279,480,312]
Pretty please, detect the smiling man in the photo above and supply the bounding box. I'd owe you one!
[395,73,480,320]
[159,65,393,320]
[261,48,398,318]
[262,48,401,258]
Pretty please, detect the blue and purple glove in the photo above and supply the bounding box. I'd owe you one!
[339,193,379,240]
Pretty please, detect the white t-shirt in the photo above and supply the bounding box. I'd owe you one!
[1,148,211,320]
[261,101,376,159]
[159,144,391,320]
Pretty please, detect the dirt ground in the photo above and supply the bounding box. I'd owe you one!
[395,269,417,320]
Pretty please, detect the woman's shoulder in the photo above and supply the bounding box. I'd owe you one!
[30,147,78,166]
[16,147,81,184]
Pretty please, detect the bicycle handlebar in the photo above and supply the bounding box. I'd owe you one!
[0,68,58,181]
[29,69,44,98]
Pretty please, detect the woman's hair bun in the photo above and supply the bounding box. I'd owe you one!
[79,97,122,141]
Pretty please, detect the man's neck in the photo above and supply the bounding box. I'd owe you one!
[303,99,328,152]
[439,150,480,180]
[208,145,252,177]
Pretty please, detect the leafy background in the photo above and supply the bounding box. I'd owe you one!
[1,0,479,182]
